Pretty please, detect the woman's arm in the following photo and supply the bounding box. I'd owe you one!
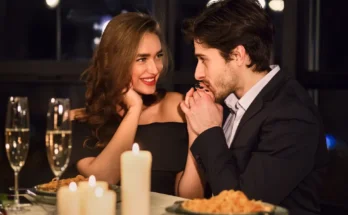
[175,131,205,198]
[77,88,143,184]
[166,91,204,198]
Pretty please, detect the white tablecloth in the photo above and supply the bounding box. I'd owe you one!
[7,192,186,215]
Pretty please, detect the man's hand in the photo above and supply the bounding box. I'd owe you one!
[181,88,223,137]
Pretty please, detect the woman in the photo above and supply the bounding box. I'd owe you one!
[70,12,203,198]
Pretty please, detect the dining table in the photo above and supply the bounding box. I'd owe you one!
[5,192,186,215]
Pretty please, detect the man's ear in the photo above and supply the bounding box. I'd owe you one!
[229,45,247,67]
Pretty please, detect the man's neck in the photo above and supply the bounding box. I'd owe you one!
[235,69,268,99]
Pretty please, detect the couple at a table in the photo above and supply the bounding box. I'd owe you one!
[70,0,328,214]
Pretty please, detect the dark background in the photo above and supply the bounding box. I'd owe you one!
[0,0,347,213]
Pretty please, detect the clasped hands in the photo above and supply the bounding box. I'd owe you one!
[180,85,223,141]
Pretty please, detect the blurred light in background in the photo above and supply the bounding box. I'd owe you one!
[269,0,284,12]
[93,15,112,34]
[207,0,266,8]
[258,0,266,9]
[46,0,60,9]
[94,37,101,46]
[326,134,337,150]
[206,0,220,7]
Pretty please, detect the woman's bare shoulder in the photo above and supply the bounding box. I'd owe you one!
[160,92,185,122]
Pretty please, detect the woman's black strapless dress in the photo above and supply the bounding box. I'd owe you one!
[69,121,188,195]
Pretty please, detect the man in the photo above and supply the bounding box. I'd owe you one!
[180,0,329,214]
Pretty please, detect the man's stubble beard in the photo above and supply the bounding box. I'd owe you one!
[214,68,236,104]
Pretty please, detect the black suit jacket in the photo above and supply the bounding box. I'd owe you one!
[191,71,329,215]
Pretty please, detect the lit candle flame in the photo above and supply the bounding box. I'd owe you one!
[132,143,140,154]
[95,187,104,198]
[69,182,77,192]
[88,175,96,187]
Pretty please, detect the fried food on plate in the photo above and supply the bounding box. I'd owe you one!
[182,190,274,214]
[37,175,87,192]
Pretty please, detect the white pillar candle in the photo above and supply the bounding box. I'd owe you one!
[78,175,109,190]
[57,182,80,215]
[78,175,109,214]
[121,143,152,215]
[85,186,116,215]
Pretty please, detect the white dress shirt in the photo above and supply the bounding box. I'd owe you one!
[223,65,280,148]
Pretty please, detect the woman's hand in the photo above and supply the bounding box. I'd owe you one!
[123,86,143,110]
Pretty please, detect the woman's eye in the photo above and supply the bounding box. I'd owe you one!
[156,53,164,58]
[136,58,146,62]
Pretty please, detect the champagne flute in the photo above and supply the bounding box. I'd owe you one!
[5,96,30,211]
[45,98,72,191]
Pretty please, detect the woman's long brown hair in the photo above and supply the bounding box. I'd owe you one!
[79,12,169,147]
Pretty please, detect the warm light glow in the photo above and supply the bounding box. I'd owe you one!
[58,104,63,114]
[51,98,55,103]
[132,143,140,154]
[17,105,22,113]
[10,97,14,102]
[95,187,104,198]
[46,0,60,9]
[69,182,77,192]
[269,0,284,12]
[89,175,96,187]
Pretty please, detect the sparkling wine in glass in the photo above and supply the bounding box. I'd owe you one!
[45,98,72,190]
[5,96,30,211]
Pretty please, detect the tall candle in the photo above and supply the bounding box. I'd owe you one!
[121,143,152,215]
[85,187,116,215]
[57,182,80,215]
[79,175,109,214]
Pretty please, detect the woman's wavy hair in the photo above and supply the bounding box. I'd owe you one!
[79,12,169,147]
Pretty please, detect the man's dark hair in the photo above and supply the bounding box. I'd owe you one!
[183,0,274,72]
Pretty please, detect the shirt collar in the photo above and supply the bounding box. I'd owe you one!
[224,65,280,112]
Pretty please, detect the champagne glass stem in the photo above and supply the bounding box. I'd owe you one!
[14,171,19,205]
[55,176,61,192]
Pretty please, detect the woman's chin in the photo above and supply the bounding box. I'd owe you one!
[134,87,156,95]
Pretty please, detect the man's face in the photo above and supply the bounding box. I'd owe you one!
[194,41,239,103]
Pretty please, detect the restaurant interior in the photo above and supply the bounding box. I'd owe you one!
[0,0,347,214]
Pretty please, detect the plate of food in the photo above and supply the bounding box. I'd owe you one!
[28,175,121,205]
[166,190,288,215]
[33,175,88,196]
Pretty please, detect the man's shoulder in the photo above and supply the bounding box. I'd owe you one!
[267,80,320,123]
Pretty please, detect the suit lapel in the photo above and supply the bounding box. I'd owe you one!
[233,97,263,141]
[231,71,290,145]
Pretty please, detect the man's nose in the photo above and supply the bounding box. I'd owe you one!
[194,63,205,80]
